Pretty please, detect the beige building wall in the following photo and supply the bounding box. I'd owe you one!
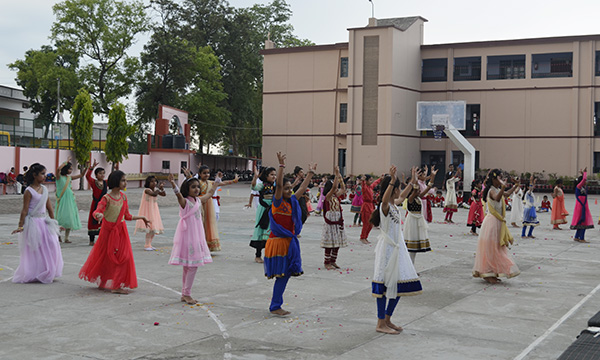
[262,17,600,177]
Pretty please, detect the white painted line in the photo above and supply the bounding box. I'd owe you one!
[0,263,15,283]
[61,260,233,359]
[513,281,600,360]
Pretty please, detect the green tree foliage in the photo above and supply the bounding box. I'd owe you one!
[106,102,136,170]
[51,0,149,114]
[71,88,94,188]
[137,0,312,157]
[8,45,80,138]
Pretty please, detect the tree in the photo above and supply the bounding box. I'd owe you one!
[8,45,80,138]
[51,0,149,114]
[71,88,94,189]
[105,102,136,170]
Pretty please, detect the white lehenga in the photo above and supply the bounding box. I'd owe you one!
[372,204,422,298]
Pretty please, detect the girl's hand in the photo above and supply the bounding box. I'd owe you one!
[431,168,438,177]
[211,181,220,191]
[389,165,397,179]
[168,173,175,185]
[234,174,239,182]
[92,159,98,168]
[253,164,258,175]
[334,166,340,176]
[158,182,164,191]
[11,227,23,234]
[95,213,104,223]
[309,163,318,172]
[276,152,286,166]
[143,217,152,227]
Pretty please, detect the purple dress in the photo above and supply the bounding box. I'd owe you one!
[168,197,213,267]
[13,186,64,284]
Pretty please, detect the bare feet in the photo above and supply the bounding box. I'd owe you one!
[111,288,129,294]
[575,238,590,243]
[511,222,518,228]
[331,263,341,269]
[181,295,198,305]
[89,241,95,246]
[325,264,335,270]
[528,236,536,239]
[385,316,403,332]
[64,239,72,244]
[271,308,291,316]
[376,319,400,334]
[255,257,264,263]
[360,238,371,245]
[469,231,477,235]
[553,226,562,230]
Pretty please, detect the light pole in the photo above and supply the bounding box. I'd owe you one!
[368,0,374,18]
[55,77,61,149]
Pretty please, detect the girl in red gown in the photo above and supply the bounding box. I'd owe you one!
[79,171,150,294]
[85,159,107,246]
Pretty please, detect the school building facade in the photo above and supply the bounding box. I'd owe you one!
[261,16,600,178]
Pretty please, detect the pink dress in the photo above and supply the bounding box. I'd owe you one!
[135,191,164,235]
[570,172,594,229]
[472,187,520,279]
[13,186,63,284]
[169,197,213,267]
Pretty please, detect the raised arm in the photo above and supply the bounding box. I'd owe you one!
[169,174,187,209]
[251,164,259,188]
[504,177,520,197]
[218,173,239,187]
[577,169,587,189]
[419,167,438,197]
[336,172,346,197]
[56,157,71,179]
[326,167,341,200]
[71,163,88,180]
[296,163,317,197]
[274,152,286,200]
[396,167,417,205]
[381,166,396,216]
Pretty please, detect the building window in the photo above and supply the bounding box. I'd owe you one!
[487,55,525,80]
[422,58,447,82]
[339,103,348,123]
[453,57,481,81]
[162,161,170,170]
[340,57,348,78]
[532,52,572,78]
[594,102,600,137]
[338,149,347,177]
[596,52,600,76]
[180,161,187,174]
[461,104,481,137]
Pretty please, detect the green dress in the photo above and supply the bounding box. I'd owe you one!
[55,175,82,230]
[250,182,273,250]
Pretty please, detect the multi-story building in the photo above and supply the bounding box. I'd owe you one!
[261,16,600,178]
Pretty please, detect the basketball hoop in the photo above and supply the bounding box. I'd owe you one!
[432,124,445,141]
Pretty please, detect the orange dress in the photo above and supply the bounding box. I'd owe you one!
[551,187,569,225]
[200,180,220,251]
[264,196,303,279]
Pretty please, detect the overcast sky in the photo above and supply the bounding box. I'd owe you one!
[3,0,600,88]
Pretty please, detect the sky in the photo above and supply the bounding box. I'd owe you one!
[3,0,600,88]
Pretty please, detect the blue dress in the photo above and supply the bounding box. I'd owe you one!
[522,191,539,226]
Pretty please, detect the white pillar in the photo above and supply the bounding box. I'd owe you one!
[444,128,476,193]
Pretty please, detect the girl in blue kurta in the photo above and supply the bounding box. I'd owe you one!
[521,177,539,238]
[263,152,316,316]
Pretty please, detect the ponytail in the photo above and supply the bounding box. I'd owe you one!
[25,163,46,184]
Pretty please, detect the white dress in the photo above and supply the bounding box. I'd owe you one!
[372,204,422,298]
[510,187,524,224]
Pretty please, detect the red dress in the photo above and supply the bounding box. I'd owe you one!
[360,178,382,240]
[467,189,484,228]
[86,169,107,236]
[79,192,137,290]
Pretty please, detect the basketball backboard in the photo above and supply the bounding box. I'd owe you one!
[416,101,466,131]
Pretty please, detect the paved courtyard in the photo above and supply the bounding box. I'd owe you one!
[1,184,599,359]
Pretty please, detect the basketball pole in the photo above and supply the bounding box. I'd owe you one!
[443,128,476,194]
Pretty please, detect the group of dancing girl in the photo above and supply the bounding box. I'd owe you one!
[7,154,596,335]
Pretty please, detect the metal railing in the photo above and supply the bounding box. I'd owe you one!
[0,116,107,150]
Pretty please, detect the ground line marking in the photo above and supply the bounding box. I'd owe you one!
[513,281,600,360]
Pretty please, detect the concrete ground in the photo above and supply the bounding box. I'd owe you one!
[1,184,599,360]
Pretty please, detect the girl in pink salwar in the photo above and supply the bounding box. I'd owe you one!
[12,163,63,284]
[167,174,218,304]
[572,168,594,243]
[473,170,521,284]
